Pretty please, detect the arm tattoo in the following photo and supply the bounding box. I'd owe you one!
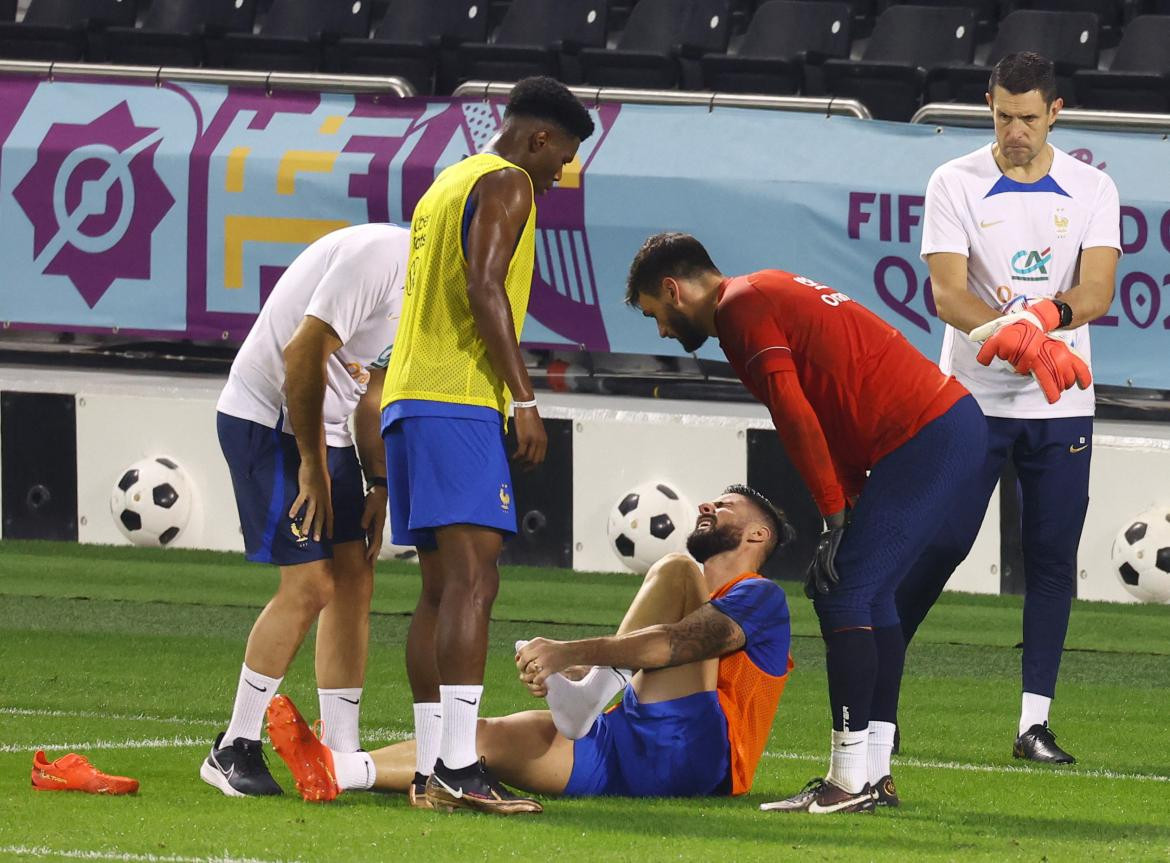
[665,604,746,667]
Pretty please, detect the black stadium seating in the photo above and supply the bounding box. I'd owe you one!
[98,0,258,67]
[219,0,372,73]
[820,5,976,120]
[700,0,851,95]
[0,0,138,61]
[323,0,490,95]
[930,10,1099,105]
[580,0,732,89]
[0,0,1163,117]
[456,0,608,87]
[1073,14,1170,111]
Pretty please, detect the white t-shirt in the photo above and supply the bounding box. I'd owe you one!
[217,223,408,447]
[921,143,1121,418]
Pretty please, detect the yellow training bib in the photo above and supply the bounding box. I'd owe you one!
[382,152,537,415]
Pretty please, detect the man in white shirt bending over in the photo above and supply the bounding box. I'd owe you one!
[896,52,1120,764]
[203,223,407,795]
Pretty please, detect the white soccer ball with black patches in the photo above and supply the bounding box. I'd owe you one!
[110,456,193,547]
[1111,505,1170,603]
[607,480,695,574]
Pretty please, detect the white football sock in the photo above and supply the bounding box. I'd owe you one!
[545,666,632,740]
[515,639,631,740]
[413,702,443,777]
[223,664,282,744]
[1019,692,1052,736]
[826,728,869,794]
[317,688,362,752]
[438,685,482,770]
[332,749,375,791]
[867,721,896,784]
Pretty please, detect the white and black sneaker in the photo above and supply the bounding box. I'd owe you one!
[200,732,283,797]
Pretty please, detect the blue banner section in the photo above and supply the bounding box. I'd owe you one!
[0,75,1165,388]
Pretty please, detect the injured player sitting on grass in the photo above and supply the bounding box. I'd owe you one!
[266,484,794,809]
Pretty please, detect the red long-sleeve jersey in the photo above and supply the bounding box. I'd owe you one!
[715,270,968,516]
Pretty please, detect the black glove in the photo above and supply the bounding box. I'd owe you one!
[804,526,845,599]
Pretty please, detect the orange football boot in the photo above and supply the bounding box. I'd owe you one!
[265,694,340,802]
[31,751,139,795]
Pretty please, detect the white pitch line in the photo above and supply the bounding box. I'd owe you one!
[763,749,1170,783]
[0,708,220,727]
[2,730,413,755]
[0,846,300,863]
[0,735,206,754]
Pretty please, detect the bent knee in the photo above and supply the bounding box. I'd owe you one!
[647,552,701,582]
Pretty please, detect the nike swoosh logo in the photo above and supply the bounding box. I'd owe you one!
[338,696,360,705]
[434,774,463,799]
[808,796,867,814]
[1069,444,1089,453]
[840,740,863,747]
[980,219,1004,228]
[245,681,268,692]
[455,697,479,706]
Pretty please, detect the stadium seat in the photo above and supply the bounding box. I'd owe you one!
[929,10,1099,106]
[580,0,732,89]
[880,0,997,38]
[219,0,373,73]
[699,0,851,95]
[1073,15,1170,111]
[456,0,607,87]
[1006,0,1120,43]
[98,0,259,68]
[820,5,975,121]
[0,0,137,62]
[323,0,490,95]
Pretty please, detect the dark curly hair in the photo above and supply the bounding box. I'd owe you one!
[723,483,795,557]
[989,52,1057,105]
[625,232,719,307]
[505,77,595,142]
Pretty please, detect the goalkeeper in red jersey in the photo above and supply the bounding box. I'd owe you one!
[625,232,985,814]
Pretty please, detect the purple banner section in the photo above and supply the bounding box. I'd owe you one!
[0,75,618,351]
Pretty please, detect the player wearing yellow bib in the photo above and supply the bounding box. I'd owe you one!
[380,78,593,815]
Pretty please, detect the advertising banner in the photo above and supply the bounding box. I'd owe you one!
[0,75,1165,387]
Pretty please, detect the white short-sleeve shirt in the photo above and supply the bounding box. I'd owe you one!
[921,143,1121,418]
[216,223,408,446]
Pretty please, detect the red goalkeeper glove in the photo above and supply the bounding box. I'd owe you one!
[969,298,1061,371]
[1028,337,1093,404]
[969,299,1090,404]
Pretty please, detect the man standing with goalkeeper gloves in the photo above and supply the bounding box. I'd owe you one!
[895,52,1120,765]
[626,233,983,813]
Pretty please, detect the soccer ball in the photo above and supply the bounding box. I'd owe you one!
[110,456,193,547]
[1110,505,1170,603]
[607,480,695,574]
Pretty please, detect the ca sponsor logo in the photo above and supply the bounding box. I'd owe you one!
[1011,248,1052,282]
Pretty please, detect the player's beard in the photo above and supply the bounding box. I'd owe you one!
[686,521,743,563]
[666,305,708,353]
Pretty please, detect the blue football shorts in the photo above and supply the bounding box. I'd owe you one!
[382,413,517,551]
[563,687,732,797]
[217,412,366,566]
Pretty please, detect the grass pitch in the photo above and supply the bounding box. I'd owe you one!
[1,540,1168,862]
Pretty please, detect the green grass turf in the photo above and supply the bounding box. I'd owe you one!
[1,539,1168,862]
